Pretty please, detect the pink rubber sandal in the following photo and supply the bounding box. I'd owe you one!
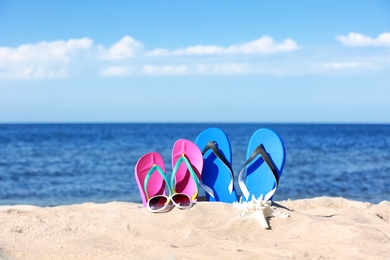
[171,139,203,203]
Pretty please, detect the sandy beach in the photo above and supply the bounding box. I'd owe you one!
[0,197,389,259]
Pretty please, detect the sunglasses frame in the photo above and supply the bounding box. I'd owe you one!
[144,164,193,213]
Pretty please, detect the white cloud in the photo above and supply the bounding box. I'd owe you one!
[141,65,188,76]
[0,36,301,79]
[0,38,93,79]
[336,32,390,47]
[323,62,362,70]
[100,66,132,77]
[234,37,298,54]
[0,38,93,65]
[316,61,385,74]
[147,36,298,56]
[195,63,250,75]
[2,34,388,80]
[101,36,144,60]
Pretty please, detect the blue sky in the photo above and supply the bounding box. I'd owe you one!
[1,0,389,123]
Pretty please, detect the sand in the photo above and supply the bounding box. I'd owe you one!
[0,197,389,259]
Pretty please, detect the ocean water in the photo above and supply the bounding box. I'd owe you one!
[0,123,389,206]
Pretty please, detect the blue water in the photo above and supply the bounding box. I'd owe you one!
[0,123,389,206]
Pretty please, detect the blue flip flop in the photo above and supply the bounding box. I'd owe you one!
[195,128,238,203]
[238,128,286,202]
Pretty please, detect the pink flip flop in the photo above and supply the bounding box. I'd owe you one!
[134,152,167,207]
[171,139,203,203]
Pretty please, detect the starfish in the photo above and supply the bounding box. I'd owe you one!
[233,194,289,229]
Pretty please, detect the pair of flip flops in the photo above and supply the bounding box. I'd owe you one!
[195,128,286,203]
[135,139,203,212]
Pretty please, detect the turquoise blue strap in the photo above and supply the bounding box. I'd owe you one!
[144,164,171,200]
[171,154,199,200]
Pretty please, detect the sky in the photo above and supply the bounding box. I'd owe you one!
[0,0,389,123]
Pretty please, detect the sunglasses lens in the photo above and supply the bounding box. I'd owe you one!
[172,193,192,209]
[147,196,170,212]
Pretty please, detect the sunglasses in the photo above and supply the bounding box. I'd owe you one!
[146,193,193,213]
[144,164,193,213]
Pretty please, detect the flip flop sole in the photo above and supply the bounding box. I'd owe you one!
[135,152,167,207]
[195,128,237,203]
[245,128,286,200]
[171,139,203,202]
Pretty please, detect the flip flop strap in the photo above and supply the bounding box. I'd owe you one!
[202,141,234,173]
[238,144,279,201]
[200,141,234,198]
[144,164,171,200]
[171,153,200,201]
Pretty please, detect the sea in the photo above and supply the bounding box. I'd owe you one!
[0,123,389,206]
